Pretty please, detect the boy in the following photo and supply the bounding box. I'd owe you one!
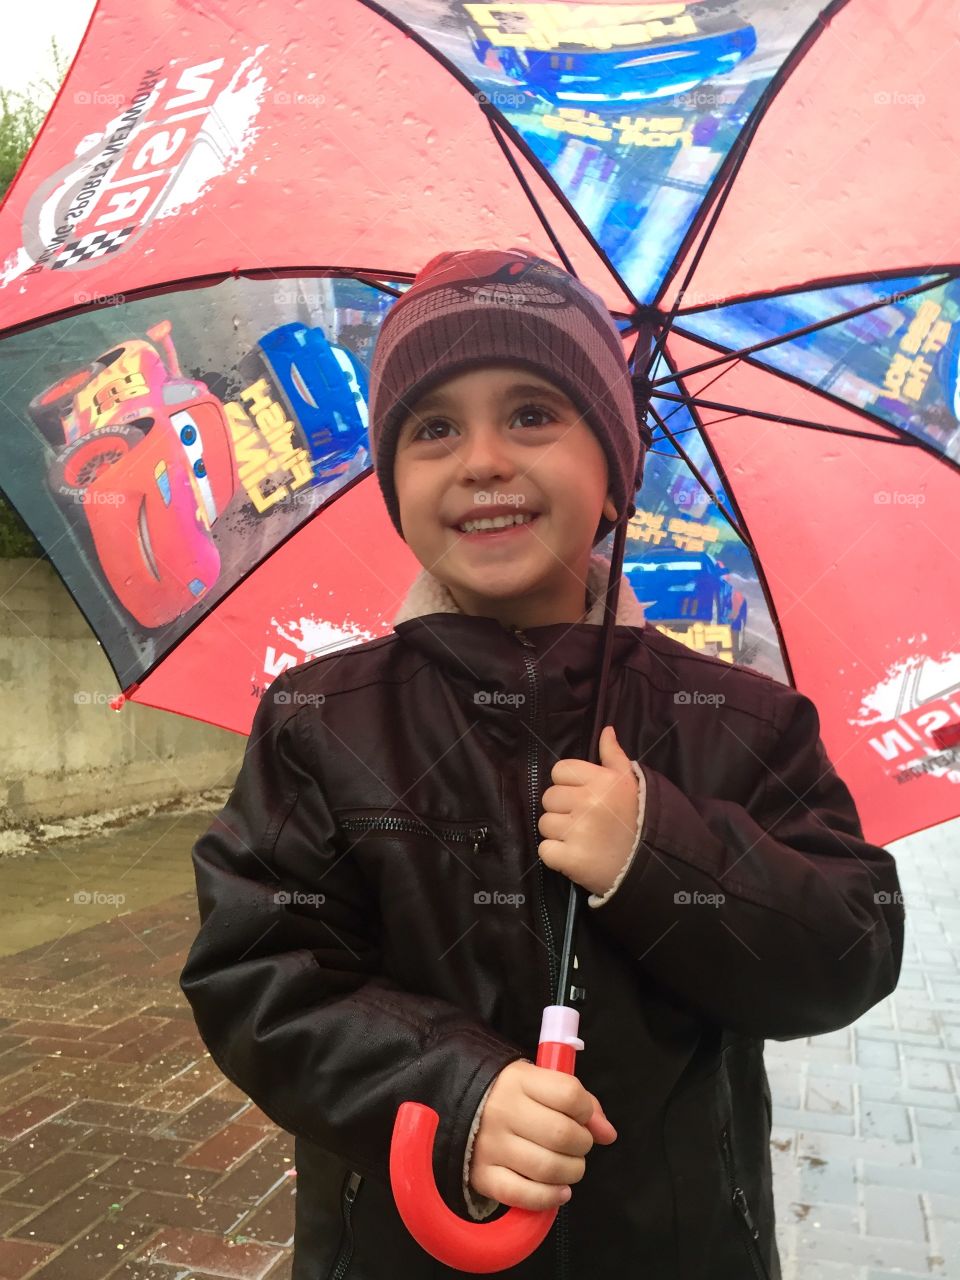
[180,248,905,1280]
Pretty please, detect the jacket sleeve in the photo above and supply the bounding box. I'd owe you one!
[462,1081,500,1220]
[179,670,524,1209]
[587,685,905,1041]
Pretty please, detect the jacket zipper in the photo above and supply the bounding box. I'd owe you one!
[338,815,490,856]
[327,1170,362,1280]
[718,1126,769,1280]
[511,625,568,1280]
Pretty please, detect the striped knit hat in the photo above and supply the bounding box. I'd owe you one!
[367,247,650,547]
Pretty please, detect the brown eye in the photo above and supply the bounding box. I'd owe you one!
[511,404,556,429]
[411,418,452,441]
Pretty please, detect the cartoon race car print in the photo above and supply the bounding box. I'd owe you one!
[465,3,758,112]
[31,321,239,630]
[626,547,748,657]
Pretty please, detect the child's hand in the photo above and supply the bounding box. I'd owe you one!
[537,724,643,897]
[468,1060,617,1211]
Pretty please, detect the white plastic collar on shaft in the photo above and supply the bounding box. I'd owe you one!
[538,1005,584,1051]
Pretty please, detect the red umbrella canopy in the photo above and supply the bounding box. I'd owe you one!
[0,0,957,847]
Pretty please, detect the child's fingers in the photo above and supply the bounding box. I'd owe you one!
[474,1164,572,1213]
[585,1102,618,1145]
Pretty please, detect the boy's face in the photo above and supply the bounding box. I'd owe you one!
[393,362,619,629]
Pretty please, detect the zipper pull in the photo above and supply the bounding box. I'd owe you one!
[509,623,534,648]
[345,1171,361,1202]
[569,952,587,1004]
[733,1186,759,1239]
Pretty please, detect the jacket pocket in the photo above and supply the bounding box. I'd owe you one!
[324,1170,363,1280]
[718,1125,771,1280]
[337,813,491,856]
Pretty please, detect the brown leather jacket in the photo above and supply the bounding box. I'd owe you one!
[180,555,904,1280]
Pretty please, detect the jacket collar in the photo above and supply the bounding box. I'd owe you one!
[392,550,647,630]
[391,552,647,717]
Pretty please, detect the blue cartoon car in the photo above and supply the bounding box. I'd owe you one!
[252,322,370,479]
[466,7,757,111]
[626,547,747,655]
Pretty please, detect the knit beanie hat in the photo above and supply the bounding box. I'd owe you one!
[367,247,650,547]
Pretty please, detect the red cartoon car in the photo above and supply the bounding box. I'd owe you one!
[31,321,239,629]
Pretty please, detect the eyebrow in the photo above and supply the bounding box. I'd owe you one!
[405,381,574,420]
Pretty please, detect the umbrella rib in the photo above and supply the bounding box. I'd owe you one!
[480,109,643,316]
[653,390,920,445]
[648,0,854,370]
[483,113,577,278]
[646,402,750,546]
[655,270,958,386]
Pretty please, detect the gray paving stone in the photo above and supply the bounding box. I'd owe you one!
[797,1154,860,1207]
[856,1035,902,1069]
[912,1105,959,1130]
[785,1258,858,1280]
[861,1163,960,1197]
[773,1106,855,1134]
[859,1100,914,1142]
[797,1130,918,1169]
[862,1185,928,1241]
[903,1055,954,1092]
[795,1225,935,1272]
[926,1191,960,1223]
[865,1272,944,1280]
[915,1129,960,1172]
[858,1081,959,1110]
[788,1200,860,1233]
[805,1075,854,1115]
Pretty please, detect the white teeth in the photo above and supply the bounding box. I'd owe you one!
[458,513,537,533]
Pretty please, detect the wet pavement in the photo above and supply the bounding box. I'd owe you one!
[0,802,956,1279]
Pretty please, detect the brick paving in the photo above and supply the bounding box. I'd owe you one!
[771,816,960,1280]
[0,894,295,1280]
[0,815,956,1279]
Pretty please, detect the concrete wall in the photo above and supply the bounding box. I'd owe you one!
[0,558,245,831]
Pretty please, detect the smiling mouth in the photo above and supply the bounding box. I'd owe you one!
[453,513,542,536]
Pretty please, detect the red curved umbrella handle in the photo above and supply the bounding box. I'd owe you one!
[389,1006,584,1273]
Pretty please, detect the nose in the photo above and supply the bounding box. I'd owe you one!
[456,424,518,485]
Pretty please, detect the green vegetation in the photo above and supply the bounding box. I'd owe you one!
[0,39,65,557]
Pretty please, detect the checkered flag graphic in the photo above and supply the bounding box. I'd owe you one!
[52,225,135,269]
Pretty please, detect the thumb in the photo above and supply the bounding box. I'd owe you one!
[598,724,632,774]
[585,1100,618,1145]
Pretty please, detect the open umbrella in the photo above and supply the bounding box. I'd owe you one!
[0,0,955,1267]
